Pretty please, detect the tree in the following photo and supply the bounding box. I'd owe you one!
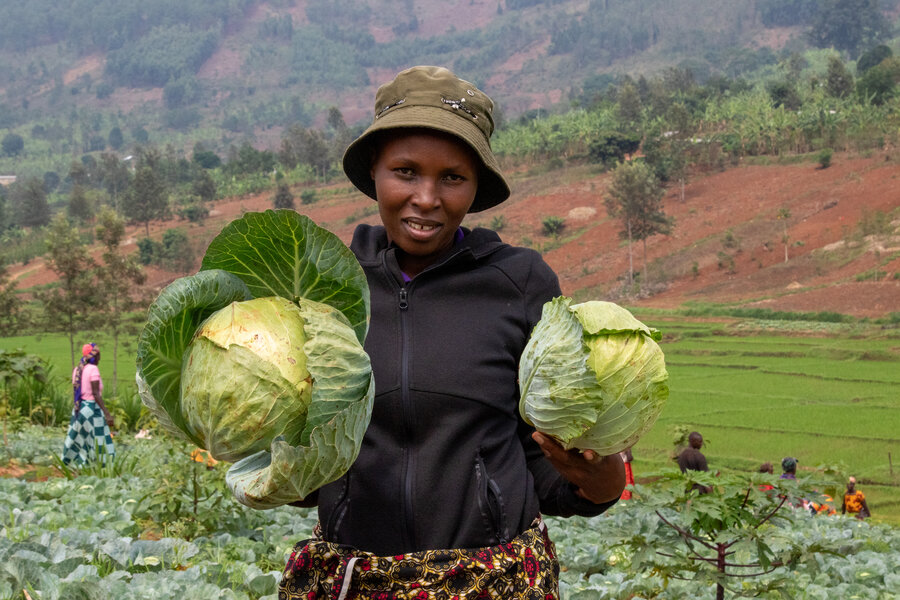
[192,142,221,169]
[123,165,168,236]
[67,185,93,224]
[604,161,670,291]
[160,227,195,273]
[855,57,900,105]
[615,79,643,125]
[588,131,642,166]
[98,152,132,212]
[94,207,146,397]
[825,56,854,98]
[808,0,890,58]
[1,133,24,156]
[191,169,217,203]
[36,214,98,368]
[107,126,124,150]
[857,44,893,74]
[279,125,330,180]
[10,176,50,228]
[0,257,24,334]
[777,207,791,262]
[273,183,295,209]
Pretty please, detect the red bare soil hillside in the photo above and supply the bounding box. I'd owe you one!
[9,152,900,319]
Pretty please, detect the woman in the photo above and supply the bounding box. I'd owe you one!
[62,343,115,465]
[278,66,625,599]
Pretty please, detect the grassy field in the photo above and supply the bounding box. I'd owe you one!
[629,314,900,525]
[3,315,899,524]
[0,332,139,399]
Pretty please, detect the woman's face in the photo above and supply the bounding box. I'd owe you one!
[370,129,478,277]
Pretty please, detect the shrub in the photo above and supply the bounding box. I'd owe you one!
[300,189,317,205]
[176,201,209,224]
[817,148,833,169]
[490,215,507,231]
[542,216,565,237]
[273,183,295,209]
[136,237,163,265]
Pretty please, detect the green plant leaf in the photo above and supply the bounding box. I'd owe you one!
[200,209,369,344]
[135,269,252,446]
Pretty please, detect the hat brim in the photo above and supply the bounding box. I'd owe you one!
[342,104,510,213]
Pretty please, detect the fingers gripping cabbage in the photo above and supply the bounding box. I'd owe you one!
[518,296,668,455]
[136,210,374,509]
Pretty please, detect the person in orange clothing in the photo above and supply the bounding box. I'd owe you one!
[620,447,635,500]
[758,462,775,492]
[841,477,871,519]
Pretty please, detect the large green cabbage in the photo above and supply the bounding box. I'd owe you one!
[518,296,668,455]
[136,210,374,509]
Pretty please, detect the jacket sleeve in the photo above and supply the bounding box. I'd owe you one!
[517,251,618,518]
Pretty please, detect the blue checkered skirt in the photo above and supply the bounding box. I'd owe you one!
[62,400,115,465]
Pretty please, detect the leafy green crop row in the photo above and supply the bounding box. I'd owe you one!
[3,426,900,599]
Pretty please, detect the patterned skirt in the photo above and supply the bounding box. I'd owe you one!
[278,520,559,600]
[62,400,115,465]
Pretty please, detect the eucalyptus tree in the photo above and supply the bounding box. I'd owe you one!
[94,207,147,397]
[0,257,23,334]
[36,214,99,368]
[123,165,168,236]
[10,176,50,229]
[604,160,671,292]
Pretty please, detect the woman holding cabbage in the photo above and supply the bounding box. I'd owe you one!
[278,66,626,599]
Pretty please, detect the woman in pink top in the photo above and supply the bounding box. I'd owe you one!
[62,343,115,464]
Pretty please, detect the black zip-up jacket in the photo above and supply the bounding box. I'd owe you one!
[316,225,616,555]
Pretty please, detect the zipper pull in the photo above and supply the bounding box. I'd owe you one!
[398,288,408,310]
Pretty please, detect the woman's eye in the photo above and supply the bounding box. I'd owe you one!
[394,167,414,177]
[445,173,466,183]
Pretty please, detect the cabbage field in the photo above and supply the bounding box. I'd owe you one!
[2,426,900,599]
[2,314,898,598]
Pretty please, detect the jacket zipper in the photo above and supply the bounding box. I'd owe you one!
[398,284,414,550]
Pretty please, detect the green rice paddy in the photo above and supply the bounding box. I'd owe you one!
[630,314,900,524]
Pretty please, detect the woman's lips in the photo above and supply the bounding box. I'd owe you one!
[404,219,441,240]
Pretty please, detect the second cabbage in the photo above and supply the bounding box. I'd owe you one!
[519,296,669,455]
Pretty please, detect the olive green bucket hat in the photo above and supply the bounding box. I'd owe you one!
[342,65,510,213]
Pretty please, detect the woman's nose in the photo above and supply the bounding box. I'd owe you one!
[410,178,439,208]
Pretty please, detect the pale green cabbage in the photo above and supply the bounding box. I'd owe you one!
[518,296,668,455]
[136,210,374,509]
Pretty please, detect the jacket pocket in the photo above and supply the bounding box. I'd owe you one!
[474,452,510,544]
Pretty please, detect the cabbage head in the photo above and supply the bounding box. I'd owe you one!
[182,295,345,462]
[518,296,668,455]
[136,210,374,508]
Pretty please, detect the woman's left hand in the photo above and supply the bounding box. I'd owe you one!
[532,432,626,504]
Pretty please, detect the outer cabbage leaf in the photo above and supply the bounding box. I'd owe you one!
[226,298,375,508]
[518,296,668,455]
[200,209,369,344]
[135,269,252,447]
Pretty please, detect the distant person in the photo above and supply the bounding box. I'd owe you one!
[678,431,711,493]
[758,462,775,492]
[780,456,798,480]
[842,477,871,519]
[62,343,115,465]
[620,447,635,500]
